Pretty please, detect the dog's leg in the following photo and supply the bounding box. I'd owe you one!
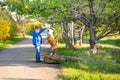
[49,46,53,56]
[52,48,57,56]
[49,50,56,56]
[49,52,53,56]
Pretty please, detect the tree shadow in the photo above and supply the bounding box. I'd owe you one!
[98,39,120,48]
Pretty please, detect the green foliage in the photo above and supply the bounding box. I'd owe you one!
[105,0,120,15]
[95,0,120,34]
[3,0,120,43]
[3,0,120,35]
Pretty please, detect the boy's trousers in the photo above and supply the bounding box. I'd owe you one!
[35,46,41,62]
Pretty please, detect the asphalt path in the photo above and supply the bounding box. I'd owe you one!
[0,36,60,80]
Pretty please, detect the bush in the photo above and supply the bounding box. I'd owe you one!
[0,8,19,42]
[0,19,10,41]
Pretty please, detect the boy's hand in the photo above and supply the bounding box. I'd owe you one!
[35,46,40,49]
[45,24,50,29]
[44,40,48,44]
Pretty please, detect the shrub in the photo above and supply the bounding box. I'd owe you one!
[0,8,19,42]
[0,19,10,41]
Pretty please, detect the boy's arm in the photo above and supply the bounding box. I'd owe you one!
[31,31,34,36]
[39,28,46,34]
[31,32,37,46]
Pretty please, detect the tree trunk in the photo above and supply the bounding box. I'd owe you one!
[89,25,97,54]
[62,22,75,50]
[76,21,85,46]
[22,19,25,38]
[71,21,74,44]
[73,25,76,45]
[79,25,85,46]
[71,22,77,45]
[89,0,97,54]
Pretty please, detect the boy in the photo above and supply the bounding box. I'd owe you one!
[31,26,46,62]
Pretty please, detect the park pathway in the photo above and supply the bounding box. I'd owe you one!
[0,36,60,80]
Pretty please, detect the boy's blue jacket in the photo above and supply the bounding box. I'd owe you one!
[31,28,46,46]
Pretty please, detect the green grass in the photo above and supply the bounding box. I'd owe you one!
[60,67,120,80]
[0,36,25,50]
[58,35,120,80]
[98,34,120,49]
[57,43,90,56]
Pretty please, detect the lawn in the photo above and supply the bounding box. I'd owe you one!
[0,36,25,50]
[58,35,120,80]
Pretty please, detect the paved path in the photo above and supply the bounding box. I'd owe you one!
[0,37,60,80]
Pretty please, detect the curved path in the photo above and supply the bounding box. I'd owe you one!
[0,37,60,80]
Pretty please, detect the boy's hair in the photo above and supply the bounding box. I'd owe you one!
[34,26,40,30]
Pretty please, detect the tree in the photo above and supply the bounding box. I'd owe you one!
[70,0,120,53]
[2,0,120,52]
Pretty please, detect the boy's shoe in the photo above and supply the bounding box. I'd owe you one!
[36,60,42,63]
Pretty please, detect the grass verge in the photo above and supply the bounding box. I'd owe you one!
[0,36,25,50]
[58,35,120,80]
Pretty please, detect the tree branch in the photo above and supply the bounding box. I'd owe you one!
[97,12,120,40]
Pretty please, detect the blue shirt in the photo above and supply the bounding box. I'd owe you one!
[31,28,46,46]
